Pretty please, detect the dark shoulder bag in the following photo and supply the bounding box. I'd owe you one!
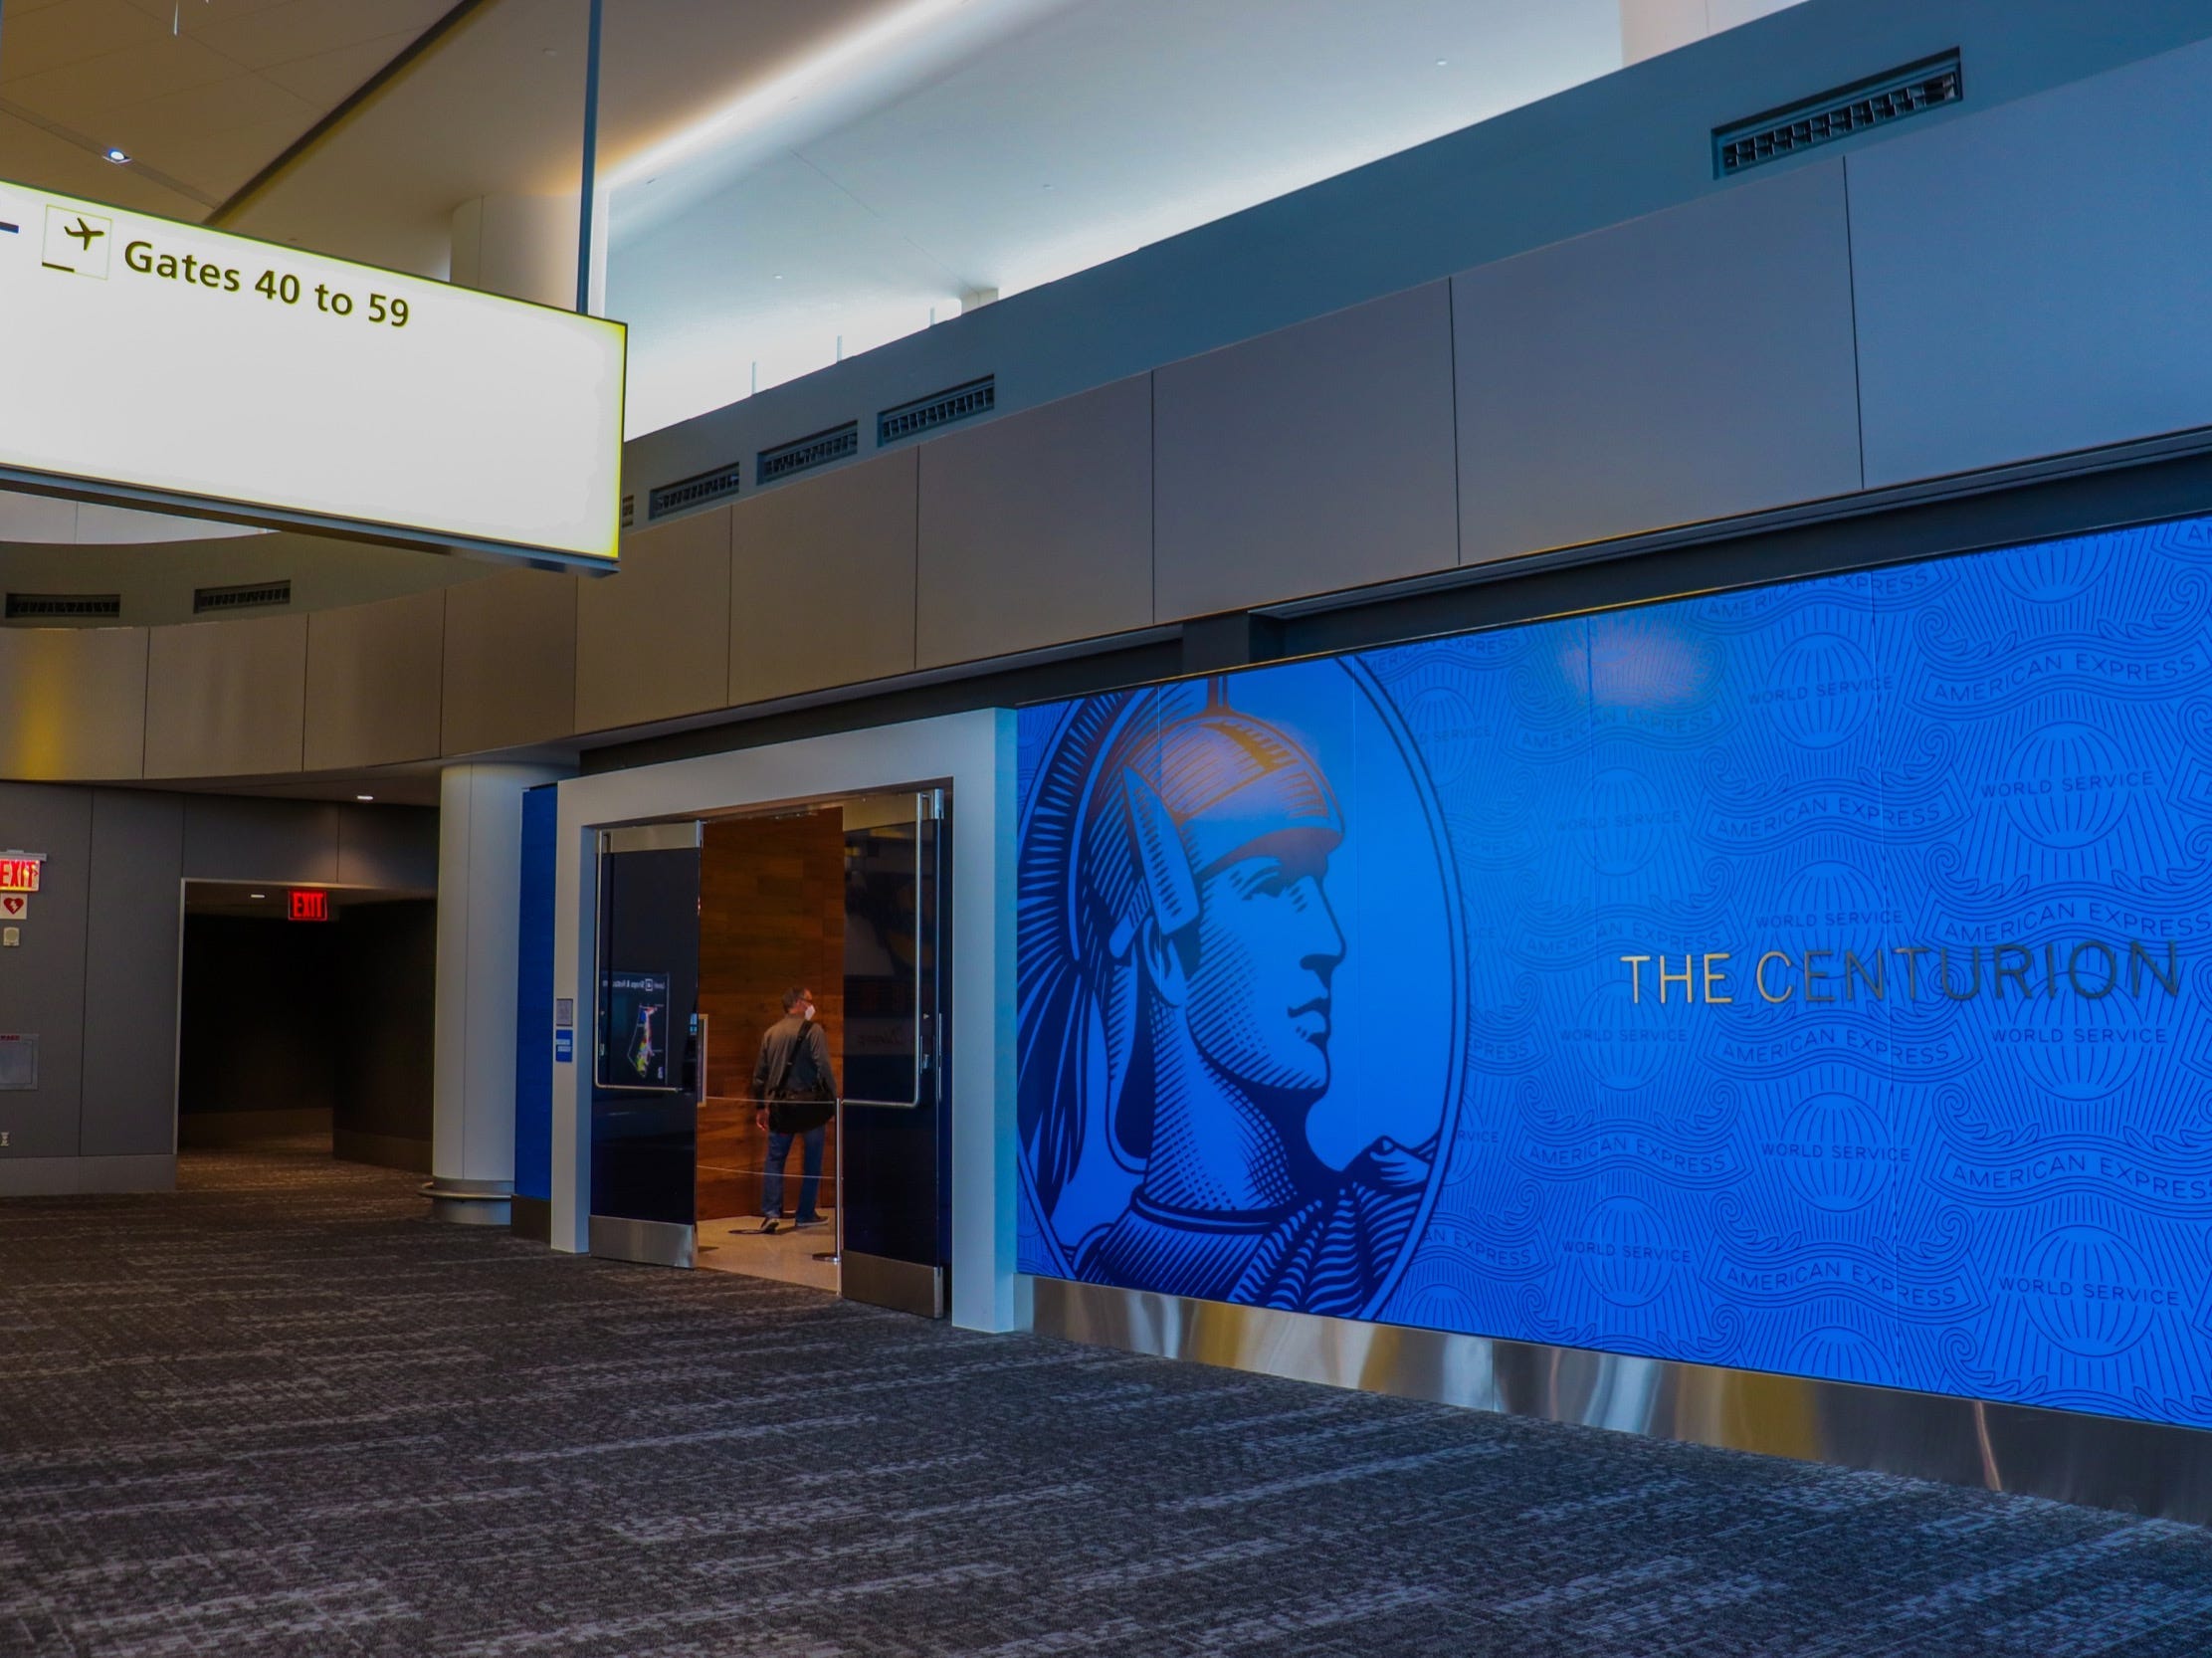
[767,1023,835,1135]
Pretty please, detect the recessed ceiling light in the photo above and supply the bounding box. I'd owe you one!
[103,147,129,164]
[356,793,374,802]
[1436,58,1449,67]
[250,893,265,900]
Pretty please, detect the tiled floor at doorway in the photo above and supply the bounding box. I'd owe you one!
[695,1210,839,1293]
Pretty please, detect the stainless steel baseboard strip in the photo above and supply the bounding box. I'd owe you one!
[588,1214,695,1269]
[1028,1276,2212,1525]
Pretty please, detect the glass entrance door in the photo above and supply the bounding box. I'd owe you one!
[588,821,703,1267]
[837,789,947,1316]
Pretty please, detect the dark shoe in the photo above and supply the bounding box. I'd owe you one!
[758,1218,781,1235]
[793,1215,826,1229]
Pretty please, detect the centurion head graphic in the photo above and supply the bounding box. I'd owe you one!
[1019,678,1433,1317]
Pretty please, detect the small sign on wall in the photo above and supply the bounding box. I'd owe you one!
[0,894,26,921]
[0,1034,37,1091]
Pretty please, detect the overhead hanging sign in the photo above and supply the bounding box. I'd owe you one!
[0,181,625,566]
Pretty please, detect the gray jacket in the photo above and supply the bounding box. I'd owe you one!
[750,1014,835,1103]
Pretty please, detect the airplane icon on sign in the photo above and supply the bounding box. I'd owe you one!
[42,204,112,277]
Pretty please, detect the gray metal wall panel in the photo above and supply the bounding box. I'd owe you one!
[0,628,147,782]
[79,790,184,1158]
[143,614,307,780]
[303,590,445,771]
[575,509,732,733]
[1455,160,1863,563]
[1153,283,1458,619]
[180,797,340,886]
[1851,38,2212,487]
[917,376,1152,669]
[729,449,917,703]
[440,569,580,755]
[0,783,91,1158]
[336,804,440,891]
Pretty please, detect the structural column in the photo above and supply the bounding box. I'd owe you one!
[428,762,566,1223]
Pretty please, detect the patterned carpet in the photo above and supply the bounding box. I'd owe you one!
[3,1149,2211,1656]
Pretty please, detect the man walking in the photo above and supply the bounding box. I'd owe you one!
[751,987,837,1234]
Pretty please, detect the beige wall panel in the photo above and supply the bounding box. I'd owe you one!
[0,628,147,781]
[729,449,916,705]
[1153,282,1458,620]
[441,568,580,755]
[143,613,306,779]
[917,376,1152,669]
[303,590,446,771]
[1455,160,1862,564]
[575,508,732,734]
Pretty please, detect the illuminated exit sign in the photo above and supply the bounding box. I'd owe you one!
[0,855,42,893]
[288,890,330,923]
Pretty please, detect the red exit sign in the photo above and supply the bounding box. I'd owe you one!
[288,889,331,923]
[0,856,42,893]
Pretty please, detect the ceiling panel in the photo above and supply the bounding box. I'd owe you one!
[2,36,242,119]
[192,0,456,73]
[0,0,459,208]
[0,104,206,211]
[260,30,419,104]
[105,69,316,146]
[0,0,169,84]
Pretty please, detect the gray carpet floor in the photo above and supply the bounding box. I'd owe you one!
[4,1147,2212,1656]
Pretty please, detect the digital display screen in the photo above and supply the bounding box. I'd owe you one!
[1018,515,2212,1429]
[601,970,673,1090]
[0,180,624,564]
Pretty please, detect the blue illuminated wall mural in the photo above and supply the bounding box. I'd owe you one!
[1017,516,2212,1430]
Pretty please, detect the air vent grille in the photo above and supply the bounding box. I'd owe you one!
[620,493,635,529]
[1714,51,1961,177]
[878,376,994,446]
[758,422,859,486]
[6,591,120,620]
[194,580,292,615]
[649,463,742,519]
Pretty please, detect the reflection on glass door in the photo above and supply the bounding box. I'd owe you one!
[839,790,947,1317]
[589,822,702,1267]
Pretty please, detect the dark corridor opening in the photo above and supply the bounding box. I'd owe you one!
[176,882,437,1173]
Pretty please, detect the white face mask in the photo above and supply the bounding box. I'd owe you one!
[801,1003,815,1022]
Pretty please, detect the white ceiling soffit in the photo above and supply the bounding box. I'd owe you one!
[608,0,1624,432]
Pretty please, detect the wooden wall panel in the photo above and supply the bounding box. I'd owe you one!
[696,811,846,1223]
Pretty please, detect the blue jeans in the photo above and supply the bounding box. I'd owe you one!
[761,1125,825,1222]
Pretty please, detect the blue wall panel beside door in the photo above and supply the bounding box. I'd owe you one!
[514,783,557,1206]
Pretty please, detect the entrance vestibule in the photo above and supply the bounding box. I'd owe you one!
[587,789,947,1316]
